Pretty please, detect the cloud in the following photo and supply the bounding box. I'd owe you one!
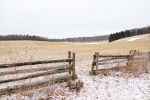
[0,0,150,38]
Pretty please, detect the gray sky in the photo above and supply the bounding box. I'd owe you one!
[0,0,150,39]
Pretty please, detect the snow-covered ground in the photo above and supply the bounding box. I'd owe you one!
[1,72,150,100]
[74,73,150,100]
[0,57,150,100]
[114,34,150,42]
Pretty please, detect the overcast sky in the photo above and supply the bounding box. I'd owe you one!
[0,0,150,39]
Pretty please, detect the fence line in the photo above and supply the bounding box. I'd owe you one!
[0,51,76,96]
[90,51,150,75]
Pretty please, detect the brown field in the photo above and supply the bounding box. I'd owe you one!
[0,34,150,99]
[0,34,150,75]
[0,34,150,62]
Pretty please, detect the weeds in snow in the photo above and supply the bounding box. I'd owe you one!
[66,80,83,92]
[98,50,150,77]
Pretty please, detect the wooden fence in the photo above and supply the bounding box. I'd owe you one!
[90,52,131,75]
[90,51,150,75]
[0,51,76,96]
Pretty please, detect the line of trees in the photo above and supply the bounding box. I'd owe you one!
[1,26,149,42]
[109,26,150,42]
[65,35,109,42]
[0,35,50,41]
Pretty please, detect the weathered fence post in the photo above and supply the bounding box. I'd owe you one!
[90,54,96,75]
[95,52,99,75]
[72,53,76,79]
[91,54,96,71]
[68,51,71,74]
[148,52,150,57]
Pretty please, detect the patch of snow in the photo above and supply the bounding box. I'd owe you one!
[1,72,150,100]
[70,41,108,44]
[114,34,150,42]
[69,73,150,100]
[127,37,141,41]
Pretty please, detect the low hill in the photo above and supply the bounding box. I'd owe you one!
[109,26,150,42]
[0,34,109,42]
[113,34,150,43]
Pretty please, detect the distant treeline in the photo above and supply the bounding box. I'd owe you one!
[109,26,150,42]
[0,34,109,42]
[65,35,109,42]
[0,35,66,42]
[0,35,49,41]
[1,26,149,42]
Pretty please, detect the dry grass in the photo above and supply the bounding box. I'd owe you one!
[0,34,149,99]
[123,50,150,75]
[98,50,150,77]
[66,80,83,92]
[0,36,149,75]
[0,34,150,63]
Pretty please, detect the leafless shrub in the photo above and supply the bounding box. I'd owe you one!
[45,87,68,100]
[124,50,150,75]
[100,70,111,76]
[66,80,83,92]
[98,50,150,77]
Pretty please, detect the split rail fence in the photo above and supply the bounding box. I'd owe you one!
[0,51,76,96]
[90,51,150,75]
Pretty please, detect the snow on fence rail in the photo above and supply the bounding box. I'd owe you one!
[0,51,76,96]
[90,51,150,75]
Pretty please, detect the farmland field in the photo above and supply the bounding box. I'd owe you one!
[0,34,150,100]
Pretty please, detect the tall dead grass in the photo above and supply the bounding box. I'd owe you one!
[124,50,150,75]
[99,50,150,77]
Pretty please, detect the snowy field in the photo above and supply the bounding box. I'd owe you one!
[1,66,150,100]
[0,34,150,100]
[0,54,150,100]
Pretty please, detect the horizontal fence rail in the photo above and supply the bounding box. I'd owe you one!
[0,65,70,76]
[0,75,73,96]
[0,51,76,96]
[98,60,127,65]
[98,57,128,62]
[98,55,130,58]
[0,59,73,68]
[0,67,70,84]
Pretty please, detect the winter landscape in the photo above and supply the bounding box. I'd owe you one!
[0,34,149,100]
[0,0,150,100]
